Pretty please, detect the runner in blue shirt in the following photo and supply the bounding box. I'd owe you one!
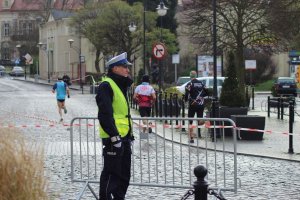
[52,77,70,122]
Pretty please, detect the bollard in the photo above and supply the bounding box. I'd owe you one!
[159,92,163,117]
[288,100,294,154]
[175,94,179,125]
[193,165,208,200]
[245,86,249,109]
[169,93,173,118]
[280,98,284,120]
[277,98,280,119]
[151,94,155,117]
[181,96,186,132]
[252,86,255,110]
[164,93,168,124]
[267,96,270,117]
[211,99,217,118]
[155,91,159,117]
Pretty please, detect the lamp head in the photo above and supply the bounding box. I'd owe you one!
[128,22,137,32]
[37,42,47,50]
[156,1,168,16]
[16,44,21,48]
[67,39,74,47]
[37,42,43,47]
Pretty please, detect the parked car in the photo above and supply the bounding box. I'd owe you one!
[272,77,297,97]
[0,65,5,76]
[176,76,225,97]
[176,76,191,86]
[9,66,25,77]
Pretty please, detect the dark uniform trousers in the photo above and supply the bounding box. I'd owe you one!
[99,139,132,200]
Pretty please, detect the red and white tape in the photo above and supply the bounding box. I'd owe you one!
[0,123,94,128]
[134,121,299,136]
[0,109,58,124]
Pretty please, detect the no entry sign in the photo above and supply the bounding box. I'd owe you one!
[152,43,166,60]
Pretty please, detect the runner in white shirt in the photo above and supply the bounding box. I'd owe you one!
[133,75,156,134]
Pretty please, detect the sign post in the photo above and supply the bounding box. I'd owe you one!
[245,60,256,85]
[152,43,167,91]
[172,54,180,83]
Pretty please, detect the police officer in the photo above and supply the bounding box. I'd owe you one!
[96,52,133,200]
[185,71,208,143]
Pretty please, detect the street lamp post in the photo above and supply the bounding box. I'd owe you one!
[37,42,50,83]
[212,0,218,118]
[143,0,146,73]
[67,38,83,94]
[156,0,168,92]
[128,22,137,82]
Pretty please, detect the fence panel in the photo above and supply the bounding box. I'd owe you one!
[70,117,238,199]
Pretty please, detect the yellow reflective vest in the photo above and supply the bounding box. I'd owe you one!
[99,77,132,138]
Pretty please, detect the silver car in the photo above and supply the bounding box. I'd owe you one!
[9,66,25,77]
[176,76,225,97]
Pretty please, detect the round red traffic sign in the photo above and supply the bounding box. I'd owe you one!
[152,43,166,60]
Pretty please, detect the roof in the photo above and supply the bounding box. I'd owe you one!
[9,0,84,12]
[53,0,84,10]
[10,0,45,11]
[51,9,74,20]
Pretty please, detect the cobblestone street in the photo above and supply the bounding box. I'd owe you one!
[1,78,300,200]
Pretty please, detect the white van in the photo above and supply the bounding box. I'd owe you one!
[176,76,225,96]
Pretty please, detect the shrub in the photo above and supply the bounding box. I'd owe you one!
[0,128,48,200]
[220,52,246,107]
[164,86,184,98]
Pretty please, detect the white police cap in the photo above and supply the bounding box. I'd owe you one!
[106,52,132,69]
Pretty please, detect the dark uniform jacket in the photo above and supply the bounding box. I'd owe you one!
[185,78,208,106]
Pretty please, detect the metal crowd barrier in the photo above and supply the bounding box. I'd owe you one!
[70,117,238,200]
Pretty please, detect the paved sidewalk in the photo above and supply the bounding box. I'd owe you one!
[130,108,300,162]
[11,76,92,92]
[12,76,300,162]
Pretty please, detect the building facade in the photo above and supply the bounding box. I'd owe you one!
[38,8,103,82]
[0,0,46,64]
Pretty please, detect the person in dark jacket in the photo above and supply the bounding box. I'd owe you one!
[96,52,133,200]
[185,71,208,143]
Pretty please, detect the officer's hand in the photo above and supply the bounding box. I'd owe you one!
[112,140,122,148]
[68,95,70,98]
[103,137,124,157]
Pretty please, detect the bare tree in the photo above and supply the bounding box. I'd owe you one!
[183,0,300,87]
[267,0,300,48]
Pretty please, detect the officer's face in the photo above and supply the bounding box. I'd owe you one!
[113,65,130,77]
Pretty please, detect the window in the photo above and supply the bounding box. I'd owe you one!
[4,0,9,8]
[23,23,27,34]
[28,23,32,33]
[3,47,9,59]
[4,23,9,36]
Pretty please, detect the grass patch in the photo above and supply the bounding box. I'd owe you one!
[254,79,274,91]
[0,128,48,200]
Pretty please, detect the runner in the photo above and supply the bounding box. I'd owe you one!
[52,77,70,122]
[134,75,156,134]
